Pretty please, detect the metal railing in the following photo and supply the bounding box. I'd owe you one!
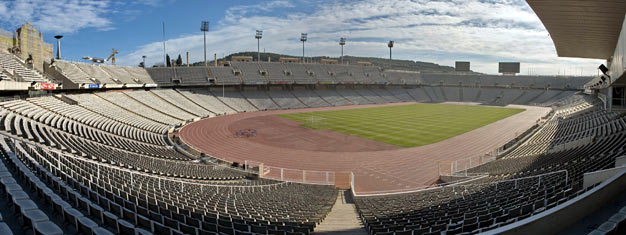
[2,134,288,193]
[353,170,568,197]
[244,160,335,185]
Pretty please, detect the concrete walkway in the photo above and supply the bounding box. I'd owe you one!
[314,191,367,235]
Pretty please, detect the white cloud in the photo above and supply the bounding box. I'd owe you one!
[118,0,603,76]
[0,0,114,33]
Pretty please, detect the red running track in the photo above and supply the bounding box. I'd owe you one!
[178,102,551,194]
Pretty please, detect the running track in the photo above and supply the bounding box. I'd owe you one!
[178,102,551,194]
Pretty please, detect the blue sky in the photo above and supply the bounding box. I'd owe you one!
[0,0,603,75]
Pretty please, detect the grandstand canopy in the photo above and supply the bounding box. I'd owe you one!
[526,0,626,59]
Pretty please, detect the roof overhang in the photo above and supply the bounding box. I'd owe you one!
[526,0,626,59]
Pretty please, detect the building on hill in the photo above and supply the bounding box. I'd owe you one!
[231,56,253,62]
[279,57,300,63]
[0,23,53,73]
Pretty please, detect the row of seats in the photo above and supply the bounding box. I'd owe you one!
[51,60,156,85]
[1,138,105,235]
[1,137,337,234]
[140,63,589,89]
[182,87,574,113]
[0,86,580,184]
[0,53,47,82]
[0,108,247,181]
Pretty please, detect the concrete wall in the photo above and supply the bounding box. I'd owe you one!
[610,14,626,80]
[0,80,30,90]
[14,23,53,73]
[616,156,626,167]
[583,165,626,188]
[335,172,351,189]
[0,29,12,53]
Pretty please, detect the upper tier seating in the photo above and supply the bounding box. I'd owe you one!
[230,62,267,84]
[123,67,155,84]
[362,66,385,84]
[0,53,46,82]
[305,64,335,83]
[53,61,155,85]
[73,63,119,84]
[54,61,94,84]
[129,62,592,88]
[207,66,242,85]
[258,62,291,83]
[99,66,138,84]
[173,67,210,85]
[145,67,175,86]
[284,63,317,84]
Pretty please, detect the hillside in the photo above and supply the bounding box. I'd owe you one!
[190,52,476,74]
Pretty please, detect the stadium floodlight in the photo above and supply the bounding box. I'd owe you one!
[255,30,263,62]
[201,21,210,66]
[300,33,308,63]
[388,40,394,61]
[54,35,63,59]
[339,37,346,64]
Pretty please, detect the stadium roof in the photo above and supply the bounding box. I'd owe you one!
[527,0,626,59]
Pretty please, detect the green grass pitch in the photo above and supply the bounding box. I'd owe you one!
[277,103,525,148]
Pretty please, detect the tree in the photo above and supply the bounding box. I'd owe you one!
[138,62,145,68]
[176,54,183,66]
[166,54,171,67]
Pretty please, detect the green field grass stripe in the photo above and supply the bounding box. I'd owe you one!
[277,103,524,148]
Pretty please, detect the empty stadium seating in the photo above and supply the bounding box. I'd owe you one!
[51,61,156,86]
[353,96,626,234]
[0,137,337,235]
[0,71,603,234]
[0,53,47,83]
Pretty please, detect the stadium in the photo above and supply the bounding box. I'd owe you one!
[0,1,624,235]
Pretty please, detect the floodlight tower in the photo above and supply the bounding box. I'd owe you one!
[54,35,63,59]
[255,30,263,62]
[388,40,394,61]
[339,37,346,64]
[201,21,210,66]
[300,33,308,63]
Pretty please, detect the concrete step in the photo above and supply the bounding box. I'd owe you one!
[314,190,367,235]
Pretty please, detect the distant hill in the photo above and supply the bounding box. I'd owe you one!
[190,52,477,74]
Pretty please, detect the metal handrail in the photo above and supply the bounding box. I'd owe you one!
[354,170,568,197]
[1,133,288,192]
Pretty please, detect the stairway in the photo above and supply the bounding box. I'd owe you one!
[314,191,367,235]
